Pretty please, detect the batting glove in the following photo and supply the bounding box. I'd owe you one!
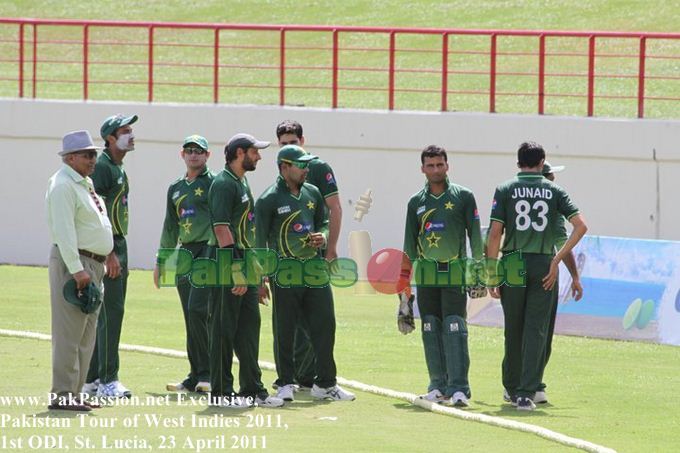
[397,291,415,335]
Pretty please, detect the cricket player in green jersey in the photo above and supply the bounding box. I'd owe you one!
[402,145,484,408]
[83,114,137,399]
[536,161,583,403]
[487,142,588,411]
[255,145,355,402]
[273,120,343,391]
[154,135,214,394]
[207,133,283,408]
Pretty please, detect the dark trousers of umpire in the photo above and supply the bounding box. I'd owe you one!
[500,253,557,398]
[87,235,127,384]
[209,281,267,399]
[176,242,211,387]
[272,283,337,389]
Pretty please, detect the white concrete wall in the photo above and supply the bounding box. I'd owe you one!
[1,98,678,269]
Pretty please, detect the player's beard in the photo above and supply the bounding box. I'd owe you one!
[243,154,257,171]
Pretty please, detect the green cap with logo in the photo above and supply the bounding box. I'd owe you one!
[277,145,317,164]
[183,134,209,150]
[100,114,138,140]
[542,161,565,175]
[63,279,103,314]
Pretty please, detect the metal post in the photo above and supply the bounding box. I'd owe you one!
[489,34,497,113]
[18,23,24,98]
[538,34,545,114]
[637,36,647,119]
[279,29,285,106]
[148,26,154,102]
[32,25,37,98]
[388,31,396,110]
[441,33,449,112]
[332,29,339,109]
[213,28,220,103]
[587,35,595,117]
[83,25,89,100]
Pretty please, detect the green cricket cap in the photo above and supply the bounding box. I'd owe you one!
[542,161,565,175]
[100,114,138,140]
[62,279,103,314]
[277,145,317,164]
[183,134,209,150]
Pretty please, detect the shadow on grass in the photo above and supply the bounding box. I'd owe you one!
[143,391,335,413]
[482,402,577,419]
[34,410,80,419]
[390,399,577,420]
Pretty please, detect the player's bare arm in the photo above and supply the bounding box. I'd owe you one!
[324,194,342,260]
[561,251,583,301]
[543,214,588,290]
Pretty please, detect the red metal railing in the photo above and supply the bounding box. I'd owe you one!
[1,18,679,118]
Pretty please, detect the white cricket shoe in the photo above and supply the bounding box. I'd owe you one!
[311,384,356,401]
[209,395,252,408]
[418,389,448,403]
[97,380,131,398]
[516,397,536,411]
[81,379,99,396]
[533,390,548,404]
[451,391,470,408]
[255,395,285,408]
[504,389,520,406]
[276,384,295,402]
[195,381,212,393]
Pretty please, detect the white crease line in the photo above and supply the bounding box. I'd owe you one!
[0,328,616,453]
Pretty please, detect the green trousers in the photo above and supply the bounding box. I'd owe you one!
[272,311,316,388]
[176,242,211,387]
[417,285,470,397]
[500,253,556,398]
[538,269,559,392]
[272,283,337,389]
[209,272,266,399]
[87,235,127,384]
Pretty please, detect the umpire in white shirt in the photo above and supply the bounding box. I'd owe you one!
[46,130,113,411]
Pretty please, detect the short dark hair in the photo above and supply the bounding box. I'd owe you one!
[276,120,303,139]
[420,145,448,164]
[225,144,238,163]
[517,141,545,168]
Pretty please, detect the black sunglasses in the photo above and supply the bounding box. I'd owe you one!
[184,147,207,155]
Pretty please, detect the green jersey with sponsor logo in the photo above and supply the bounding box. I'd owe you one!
[92,150,129,236]
[403,181,483,262]
[307,159,339,199]
[255,177,329,259]
[490,171,579,255]
[208,166,256,249]
[159,168,215,248]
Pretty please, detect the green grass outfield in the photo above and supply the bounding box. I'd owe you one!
[0,1,678,118]
[1,265,679,452]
